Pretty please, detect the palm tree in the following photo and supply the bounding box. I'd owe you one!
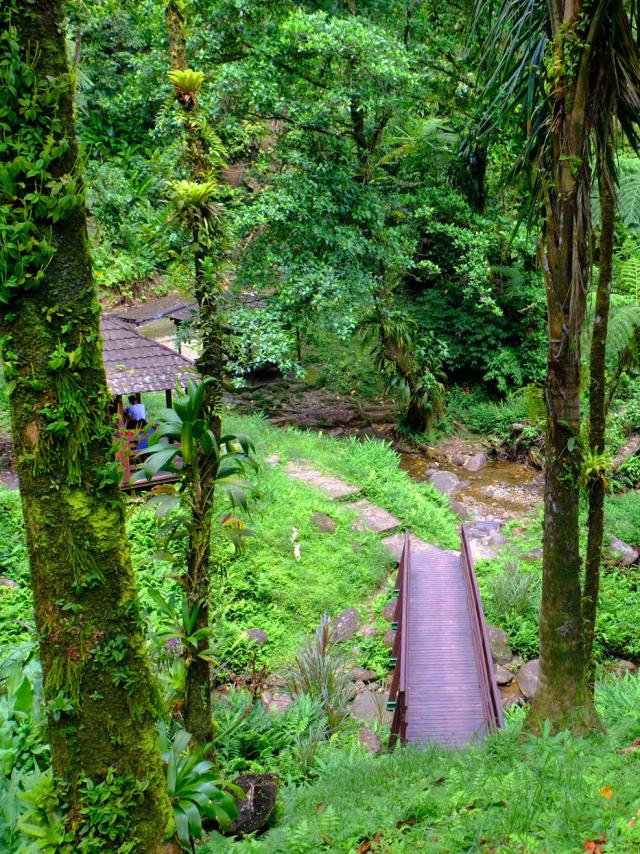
[474,0,640,732]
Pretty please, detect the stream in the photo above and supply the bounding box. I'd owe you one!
[398,450,542,524]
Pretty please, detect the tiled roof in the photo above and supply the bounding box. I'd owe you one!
[101,315,196,395]
[112,293,195,325]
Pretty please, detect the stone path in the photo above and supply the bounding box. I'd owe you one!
[283,458,428,559]
[284,461,360,499]
[347,498,400,533]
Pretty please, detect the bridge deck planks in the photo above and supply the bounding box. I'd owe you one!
[405,545,490,746]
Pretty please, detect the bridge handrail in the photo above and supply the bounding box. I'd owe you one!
[460,524,504,732]
[389,532,411,746]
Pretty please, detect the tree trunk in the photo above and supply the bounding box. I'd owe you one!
[167,14,226,744]
[583,158,616,684]
[527,6,603,732]
[1,3,170,848]
[166,0,187,71]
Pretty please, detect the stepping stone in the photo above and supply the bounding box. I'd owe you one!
[382,532,431,560]
[285,461,360,500]
[347,498,400,533]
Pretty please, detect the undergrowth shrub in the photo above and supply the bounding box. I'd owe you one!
[284,616,352,734]
[203,675,640,854]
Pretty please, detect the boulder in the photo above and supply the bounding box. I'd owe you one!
[382,598,398,621]
[428,471,463,496]
[467,519,503,536]
[451,500,472,520]
[501,694,525,711]
[495,665,514,686]
[0,577,19,589]
[349,667,379,684]
[245,629,268,646]
[610,536,639,567]
[463,453,487,473]
[487,626,512,665]
[350,690,392,724]
[359,727,383,754]
[606,659,638,678]
[331,608,360,642]
[528,447,544,469]
[358,623,378,638]
[359,623,377,638]
[383,628,396,648]
[264,454,280,465]
[311,512,337,534]
[227,774,278,837]
[516,659,540,699]
[451,453,467,467]
[263,693,292,714]
[523,548,543,561]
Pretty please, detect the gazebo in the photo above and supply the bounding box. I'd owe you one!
[101,315,197,488]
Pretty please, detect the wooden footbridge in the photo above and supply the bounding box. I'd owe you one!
[388,528,503,747]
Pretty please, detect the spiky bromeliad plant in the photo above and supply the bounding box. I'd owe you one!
[160,727,241,849]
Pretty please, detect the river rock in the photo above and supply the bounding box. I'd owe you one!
[487,626,512,665]
[311,511,336,534]
[528,447,544,469]
[227,773,278,837]
[451,453,467,467]
[428,470,463,496]
[501,693,525,711]
[382,598,398,621]
[451,500,472,520]
[464,453,487,473]
[495,665,514,686]
[516,659,540,699]
[610,536,639,567]
[359,727,383,754]
[245,628,268,646]
[349,667,379,683]
[332,608,360,642]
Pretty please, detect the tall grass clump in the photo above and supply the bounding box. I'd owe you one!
[284,616,352,734]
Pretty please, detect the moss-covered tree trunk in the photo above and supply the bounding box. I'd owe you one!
[0,2,170,848]
[527,4,603,733]
[584,155,616,684]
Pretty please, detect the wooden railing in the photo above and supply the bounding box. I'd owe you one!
[460,524,504,733]
[388,532,411,747]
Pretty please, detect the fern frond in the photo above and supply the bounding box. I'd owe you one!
[605,302,640,367]
[617,256,640,302]
[618,166,640,230]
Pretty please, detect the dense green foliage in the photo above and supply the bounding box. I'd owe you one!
[203,675,640,853]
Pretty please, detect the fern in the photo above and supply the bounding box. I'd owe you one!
[618,256,640,302]
[618,164,640,230]
[605,302,640,367]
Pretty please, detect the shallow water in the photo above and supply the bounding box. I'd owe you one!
[399,452,542,522]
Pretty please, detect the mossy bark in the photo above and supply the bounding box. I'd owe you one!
[0,3,171,848]
[584,158,616,685]
[527,5,603,734]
